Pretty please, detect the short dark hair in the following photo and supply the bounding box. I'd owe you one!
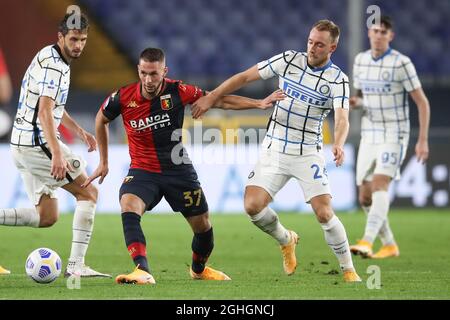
[58,13,89,35]
[380,15,394,30]
[312,20,340,43]
[139,48,165,63]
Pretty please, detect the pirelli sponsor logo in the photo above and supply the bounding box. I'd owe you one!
[282,79,328,106]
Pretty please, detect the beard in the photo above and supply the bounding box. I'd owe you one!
[143,82,162,97]
[63,44,82,59]
[308,54,328,68]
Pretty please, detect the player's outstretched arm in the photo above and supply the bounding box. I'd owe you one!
[82,110,111,188]
[332,108,349,167]
[213,89,286,111]
[409,88,430,164]
[39,96,73,181]
[61,111,97,152]
[191,65,262,119]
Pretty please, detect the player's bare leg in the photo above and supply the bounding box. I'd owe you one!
[310,194,361,282]
[63,173,110,278]
[244,186,298,275]
[186,212,230,280]
[115,193,155,284]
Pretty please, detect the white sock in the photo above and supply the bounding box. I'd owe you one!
[363,191,390,243]
[0,208,40,227]
[69,201,96,263]
[362,205,395,245]
[250,206,290,245]
[320,215,354,271]
[378,218,396,246]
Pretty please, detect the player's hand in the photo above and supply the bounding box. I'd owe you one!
[415,139,429,164]
[79,130,97,152]
[349,96,362,109]
[332,144,345,167]
[258,89,286,109]
[81,165,109,188]
[51,153,74,181]
[191,94,216,119]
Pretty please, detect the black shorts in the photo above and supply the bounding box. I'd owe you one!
[119,167,209,217]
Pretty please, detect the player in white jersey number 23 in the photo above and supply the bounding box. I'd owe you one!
[192,20,361,283]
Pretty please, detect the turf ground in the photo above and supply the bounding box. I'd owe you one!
[0,209,449,300]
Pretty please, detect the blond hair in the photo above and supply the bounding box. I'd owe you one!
[312,20,340,43]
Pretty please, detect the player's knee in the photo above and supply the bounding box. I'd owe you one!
[188,213,211,233]
[315,207,334,223]
[39,215,58,228]
[77,184,98,203]
[359,194,372,207]
[244,197,266,216]
[120,201,142,214]
[86,185,98,203]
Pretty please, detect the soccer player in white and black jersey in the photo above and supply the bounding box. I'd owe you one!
[349,16,430,259]
[192,20,361,282]
[0,13,109,277]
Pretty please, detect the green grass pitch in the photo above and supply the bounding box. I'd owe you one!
[0,209,449,299]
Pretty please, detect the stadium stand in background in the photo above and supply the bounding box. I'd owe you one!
[1,0,448,143]
[0,0,449,211]
[79,0,450,78]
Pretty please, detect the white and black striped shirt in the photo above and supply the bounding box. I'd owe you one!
[11,45,71,147]
[258,50,349,155]
[353,48,421,144]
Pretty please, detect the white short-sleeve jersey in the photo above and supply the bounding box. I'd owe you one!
[11,45,71,147]
[353,48,421,144]
[258,50,349,155]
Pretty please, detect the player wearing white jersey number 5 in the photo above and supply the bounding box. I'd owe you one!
[0,13,109,277]
[192,20,361,282]
[349,16,430,259]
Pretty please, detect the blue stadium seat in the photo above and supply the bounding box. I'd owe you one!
[79,0,448,78]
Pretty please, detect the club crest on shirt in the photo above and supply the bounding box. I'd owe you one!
[319,84,331,95]
[382,71,391,81]
[160,94,173,110]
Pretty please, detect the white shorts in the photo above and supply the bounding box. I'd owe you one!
[10,142,86,205]
[246,148,331,203]
[356,141,407,186]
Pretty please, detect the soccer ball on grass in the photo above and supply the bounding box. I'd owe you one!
[25,248,62,283]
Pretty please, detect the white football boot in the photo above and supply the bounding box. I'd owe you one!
[64,258,111,278]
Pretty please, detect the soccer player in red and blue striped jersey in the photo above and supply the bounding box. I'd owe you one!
[83,48,284,284]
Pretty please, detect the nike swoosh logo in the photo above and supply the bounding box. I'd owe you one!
[287,71,299,75]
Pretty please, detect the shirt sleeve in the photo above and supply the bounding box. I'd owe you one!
[101,90,121,120]
[178,82,205,106]
[35,61,64,100]
[353,53,361,90]
[257,51,292,80]
[398,57,422,92]
[332,74,350,110]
